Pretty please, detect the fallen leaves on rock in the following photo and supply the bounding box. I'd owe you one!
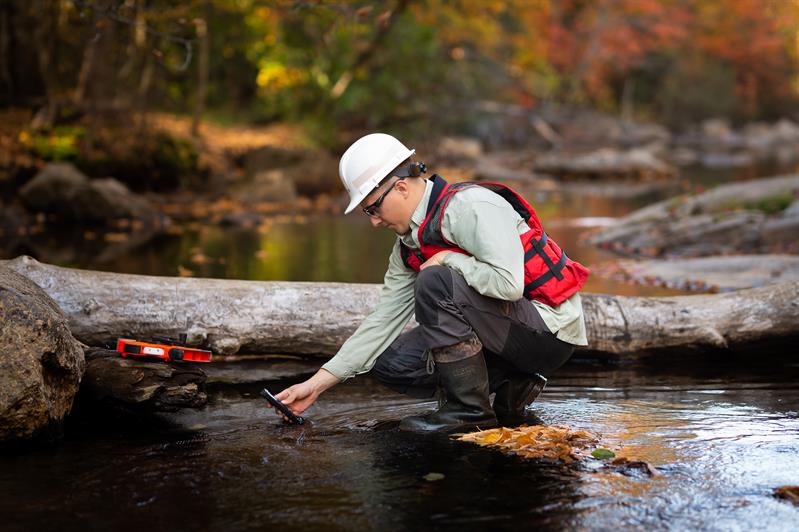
[423,472,445,482]
[456,424,601,464]
[775,486,799,505]
[457,425,660,478]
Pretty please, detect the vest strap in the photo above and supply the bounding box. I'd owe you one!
[524,251,568,294]
[524,232,565,281]
[427,175,448,215]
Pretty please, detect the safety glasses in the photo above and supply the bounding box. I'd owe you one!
[361,162,427,218]
[362,178,403,218]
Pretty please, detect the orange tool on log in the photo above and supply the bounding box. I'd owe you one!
[116,335,212,363]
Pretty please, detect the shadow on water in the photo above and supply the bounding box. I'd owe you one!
[2,359,798,531]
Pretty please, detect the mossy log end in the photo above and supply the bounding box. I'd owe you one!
[3,256,798,359]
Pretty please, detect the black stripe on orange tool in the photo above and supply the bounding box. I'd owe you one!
[116,334,212,363]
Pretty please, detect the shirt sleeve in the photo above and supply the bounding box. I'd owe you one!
[440,191,525,301]
[321,238,417,380]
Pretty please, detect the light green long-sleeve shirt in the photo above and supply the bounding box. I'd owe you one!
[322,179,588,381]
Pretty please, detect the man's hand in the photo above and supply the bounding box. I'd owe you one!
[273,368,340,418]
[420,250,454,270]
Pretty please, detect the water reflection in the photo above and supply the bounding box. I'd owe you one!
[2,361,797,530]
[1,181,690,296]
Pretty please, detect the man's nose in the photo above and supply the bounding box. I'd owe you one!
[369,216,381,228]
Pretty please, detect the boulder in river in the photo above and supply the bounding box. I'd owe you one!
[19,162,156,221]
[239,145,339,198]
[0,266,84,444]
[588,174,799,257]
[436,136,484,162]
[233,169,298,203]
[534,147,675,180]
[594,255,799,292]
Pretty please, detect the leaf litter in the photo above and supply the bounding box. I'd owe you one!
[456,424,659,476]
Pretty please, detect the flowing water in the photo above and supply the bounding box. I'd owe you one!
[2,359,798,530]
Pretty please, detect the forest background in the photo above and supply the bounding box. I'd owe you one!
[2,0,798,161]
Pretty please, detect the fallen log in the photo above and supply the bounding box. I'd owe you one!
[81,347,207,412]
[3,256,798,358]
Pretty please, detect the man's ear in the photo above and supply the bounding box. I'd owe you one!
[394,178,410,196]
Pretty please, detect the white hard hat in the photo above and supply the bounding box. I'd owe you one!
[339,133,415,214]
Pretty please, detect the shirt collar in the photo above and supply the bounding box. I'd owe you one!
[410,179,433,229]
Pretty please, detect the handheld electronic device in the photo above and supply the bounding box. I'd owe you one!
[260,388,305,425]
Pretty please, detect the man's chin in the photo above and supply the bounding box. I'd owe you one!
[392,226,410,236]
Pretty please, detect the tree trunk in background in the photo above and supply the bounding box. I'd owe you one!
[73,12,101,109]
[3,257,798,359]
[133,0,151,129]
[31,0,60,127]
[0,3,13,103]
[191,2,210,137]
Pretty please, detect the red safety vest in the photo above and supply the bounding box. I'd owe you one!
[400,175,589,307]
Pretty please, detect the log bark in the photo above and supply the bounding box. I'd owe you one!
[81,347,207,412]
[2,256,798,358]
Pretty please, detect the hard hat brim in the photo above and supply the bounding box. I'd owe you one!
[343,148,415,214]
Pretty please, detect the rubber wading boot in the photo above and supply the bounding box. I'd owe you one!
[492,372,547,425]
[399,340,498,433]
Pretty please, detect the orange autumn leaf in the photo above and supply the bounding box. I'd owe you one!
[456,424,603,463]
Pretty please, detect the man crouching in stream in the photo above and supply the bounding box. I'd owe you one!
[275,133,590,432]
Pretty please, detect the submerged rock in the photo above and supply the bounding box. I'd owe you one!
[0,267,84,444]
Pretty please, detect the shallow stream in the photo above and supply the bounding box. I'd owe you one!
[2,163,798,530]
[2,359,798,530]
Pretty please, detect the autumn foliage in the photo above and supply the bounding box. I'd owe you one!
[1,0,797,141]
[456,424,602,463]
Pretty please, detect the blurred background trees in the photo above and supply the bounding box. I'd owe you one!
[1,0,797,145]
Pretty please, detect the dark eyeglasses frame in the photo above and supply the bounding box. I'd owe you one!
[361,162,427,218]
[362,177,404,218]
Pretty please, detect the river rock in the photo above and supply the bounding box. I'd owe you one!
[0,266,84,444]
[597,255,799,292]
[587,174,799,256]
[19,163,155,221]
[698,151,754,168]
[240,145,339,197]
[437,136,484,162]
[701,118,737,145]
[534,147,675,180]
[233,169,297,203]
